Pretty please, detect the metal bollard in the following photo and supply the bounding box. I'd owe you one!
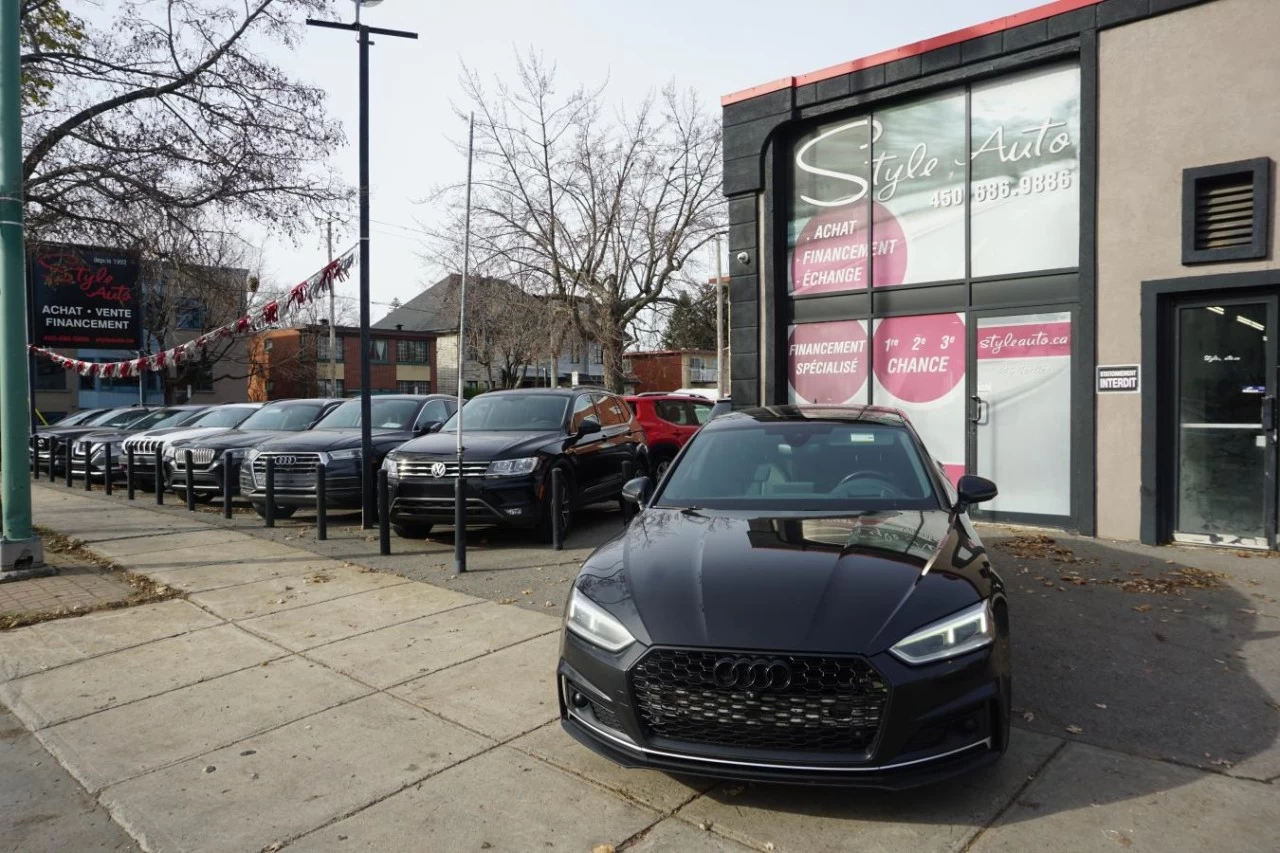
[378,468,390,556]
[47,439,55,480]
[264,456,275,528]
[184,450,196,511]
[155,447,164,505]
[126,448,136,500]
[315,462,327,541]
[104,444,113,496]
[620,460,634,525]
[31,436,38,480]
[454,468,467,574]
[83,444,92,491]
[222,453,234,519]
[551,467,564,551]
[64,440,73,487]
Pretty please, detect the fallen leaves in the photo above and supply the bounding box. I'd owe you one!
[1065,725,1083,735]
[498,598,516,605]
[1022,711,1035,722]
[996,533,1085,564]
[591,846,615,853]
[1132,604,1152,613]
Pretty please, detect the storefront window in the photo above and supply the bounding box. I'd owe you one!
[871,313,967,483]
[787,319,868,404]
[969,63,1081,278]
[871,91,967,286]
[789,116,872,295]
[974,312,1072,516]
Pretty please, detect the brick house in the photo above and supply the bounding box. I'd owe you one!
[247,323,438,401]
[625,350,719,394]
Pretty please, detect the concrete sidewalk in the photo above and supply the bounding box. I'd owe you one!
[1,488,1277,852]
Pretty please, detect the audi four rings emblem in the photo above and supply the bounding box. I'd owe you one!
[430,462,448,478]
[712,657,793,690]
[273,456,296,465]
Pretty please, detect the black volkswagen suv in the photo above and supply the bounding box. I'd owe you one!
[384,388,648,540]
[166,398,344,502]
[240,395,456,518]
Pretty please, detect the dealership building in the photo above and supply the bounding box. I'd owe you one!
[722,0,1280,548]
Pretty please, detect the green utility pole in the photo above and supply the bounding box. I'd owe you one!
[0,0,43,576]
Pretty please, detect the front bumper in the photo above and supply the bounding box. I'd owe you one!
[388,475,544,529]
[169,455,238,495]
[239,459,363,508]
[557,629,1009,789]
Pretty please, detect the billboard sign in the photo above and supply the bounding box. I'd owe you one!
[30,244,142,350]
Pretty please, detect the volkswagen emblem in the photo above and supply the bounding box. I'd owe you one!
[274,455,297,466]
[430,461,448,478]
[712,657,793,690]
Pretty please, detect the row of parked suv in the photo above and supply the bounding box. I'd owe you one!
[32,389,728,541]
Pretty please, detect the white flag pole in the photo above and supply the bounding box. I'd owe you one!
[453,111,475,575]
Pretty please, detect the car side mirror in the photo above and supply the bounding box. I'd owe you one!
[575,418,601,440]
[955,475,998,512]
[621,476,651,507]
[416,421,442,436]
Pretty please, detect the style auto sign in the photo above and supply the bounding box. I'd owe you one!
[31,244,141,350]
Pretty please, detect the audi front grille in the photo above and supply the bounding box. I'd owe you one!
[251,453,322,490]
[397,458,489,480]
[173,448,217,470]
[629,649,889,753]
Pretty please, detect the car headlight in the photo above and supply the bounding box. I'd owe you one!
[381,455,399,478]
[244,448,261,464]
[889,600,994,665]
[328,449,362,461]
[486,457,538,477]
[565,587,635,653]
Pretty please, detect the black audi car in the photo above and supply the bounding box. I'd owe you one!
[239,394,456,518]
[557,405,1008,789]
[383,388,648,541]
[118,403,263,487]
[32,406,160,474]
[165,398,344,501]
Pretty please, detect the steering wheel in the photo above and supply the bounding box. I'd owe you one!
[835,470,907,499]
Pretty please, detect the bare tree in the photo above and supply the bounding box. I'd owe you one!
[429,52,725,392]
[19,0,349,249]
[437,275,551,389]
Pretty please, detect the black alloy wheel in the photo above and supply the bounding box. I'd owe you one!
[537,466,574,543]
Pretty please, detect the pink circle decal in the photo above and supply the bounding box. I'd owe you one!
[788,320,868,404]
[791,202,908,295]
[873,314,965,404]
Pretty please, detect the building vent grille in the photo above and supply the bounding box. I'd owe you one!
[1194,173,1255,252]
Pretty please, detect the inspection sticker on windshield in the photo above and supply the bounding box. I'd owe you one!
[848,433,877,443]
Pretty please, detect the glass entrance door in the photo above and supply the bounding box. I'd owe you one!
[1174,299,1277,548]
[969,310,1073,519]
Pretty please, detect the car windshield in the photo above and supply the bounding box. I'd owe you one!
[440,395,568,432]
[656,421,942,511]
[90,408,150,427]
[130,409,199,430]
[315,398,421,431]
[53,410,97,426]
[238,403,325,431]
[188,406,257,428]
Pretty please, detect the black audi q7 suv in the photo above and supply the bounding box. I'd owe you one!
[558,405,1008,789]
[239,395,456,518]
[384,388,648,541]
[166,398,344,502]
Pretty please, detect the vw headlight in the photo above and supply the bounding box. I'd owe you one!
[381,455,400,479]
[890,600,994,665]
[486,457,538,477]
[328,449,362,461]
[565,587,635,653]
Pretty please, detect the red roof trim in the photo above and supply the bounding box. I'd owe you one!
[722,0,1101,107]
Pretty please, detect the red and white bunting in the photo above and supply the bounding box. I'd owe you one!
[28,247,356,376]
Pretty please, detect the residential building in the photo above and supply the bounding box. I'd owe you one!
[625,350,720,394]
[374,274,606,392]
[723,0,1280,548]
[247,323,437,401]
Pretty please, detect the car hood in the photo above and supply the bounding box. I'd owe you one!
[578,508,997,655]
[137,425,238,446]
[395,430,564,460]
[176,429,302,451]
[253,429,413,453]
[35,425,121,442]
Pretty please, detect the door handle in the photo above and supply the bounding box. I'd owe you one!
[969,395,989,426]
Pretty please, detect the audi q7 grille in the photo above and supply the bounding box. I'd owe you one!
[251,453,322,490]
[630,649,888,753]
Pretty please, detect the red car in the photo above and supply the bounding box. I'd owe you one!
[625,393,714,478]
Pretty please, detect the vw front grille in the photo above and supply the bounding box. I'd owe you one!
[630,649,888,753]
[397,458,489,480]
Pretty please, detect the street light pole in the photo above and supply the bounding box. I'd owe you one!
[327,219,336,396]
[0,0,43,576]
[307,4,417,528]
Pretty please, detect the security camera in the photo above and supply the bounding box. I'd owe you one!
[736,251,751,266]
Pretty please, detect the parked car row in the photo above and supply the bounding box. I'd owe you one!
[32,386,730,541]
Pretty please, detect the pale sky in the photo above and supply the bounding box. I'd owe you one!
[261,0,1038,323]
